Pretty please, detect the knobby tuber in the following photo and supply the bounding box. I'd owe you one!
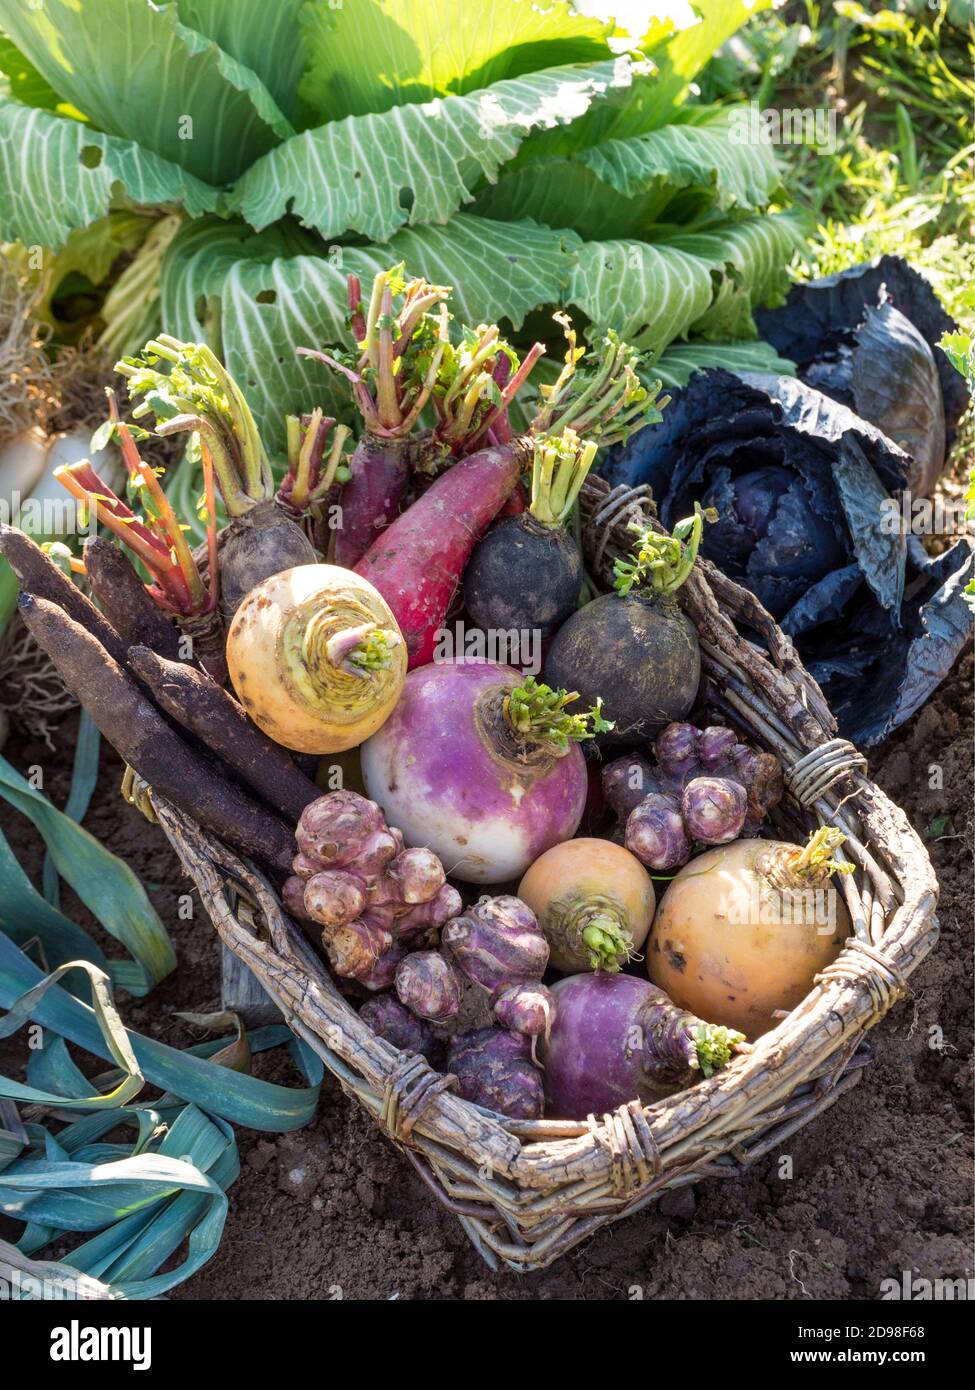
[287,791,461,985]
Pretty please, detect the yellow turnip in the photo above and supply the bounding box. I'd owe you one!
[227,563,406,754]
[648,828,852,1040]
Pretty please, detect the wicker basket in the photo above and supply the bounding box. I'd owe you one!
[149,475,940,1273]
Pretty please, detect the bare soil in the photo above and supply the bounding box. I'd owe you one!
[1,651,971,1301]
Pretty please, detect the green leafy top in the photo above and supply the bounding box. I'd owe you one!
[529,427,598,528]
[299,265,450,438]
[115,336,271,518]
[614,503,715,597]
[426,323,544,465]
[788,827,856,880]
[532,315,669,447]
[503,675,613,754]
[279,409,351,515]
[693,1023,745,1078]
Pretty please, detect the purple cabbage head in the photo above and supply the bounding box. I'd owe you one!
[605,366,973,745]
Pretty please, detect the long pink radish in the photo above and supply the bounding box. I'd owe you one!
[354,441,528,667]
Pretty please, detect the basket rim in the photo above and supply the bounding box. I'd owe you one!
[148,476,941,1202]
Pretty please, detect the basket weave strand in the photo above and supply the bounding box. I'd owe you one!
[149,475,939,1273]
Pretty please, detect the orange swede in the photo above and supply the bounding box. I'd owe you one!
[518,837,655,973]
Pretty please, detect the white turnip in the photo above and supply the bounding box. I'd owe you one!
[227,564,406,753]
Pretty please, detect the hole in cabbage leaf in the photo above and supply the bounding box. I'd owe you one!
[255,289,277,305]
[80,145,103,169]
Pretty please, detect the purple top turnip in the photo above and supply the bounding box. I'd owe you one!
[361,662,598,883]
[541,973,743,1118]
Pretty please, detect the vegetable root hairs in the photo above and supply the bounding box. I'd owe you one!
[0,616,77,749]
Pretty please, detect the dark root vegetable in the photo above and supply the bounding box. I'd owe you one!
[447,1028,544,1120]
[217,502,316,619]
[18,592,294,873]
[127,645,320,823]
[464,511,582,638]
[84,538,181,661]
[462,325,668,639]
[544,507,710,743]
[359,994,438,1060]
[0,523,131,669]
[463,428,594,637]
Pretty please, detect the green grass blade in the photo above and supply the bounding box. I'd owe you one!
[0,933,322,1129]
[0,753,176,994]
[0,958,143,1111]
[0,826,111,989]
[42,710,101,909]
